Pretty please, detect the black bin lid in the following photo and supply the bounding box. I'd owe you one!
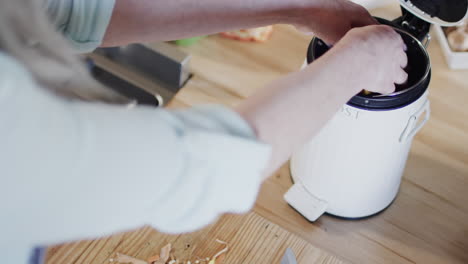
[400,0,468,26]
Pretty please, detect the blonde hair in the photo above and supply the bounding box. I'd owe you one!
[0,0,129,103]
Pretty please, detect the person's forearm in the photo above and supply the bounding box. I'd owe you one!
[103,0,304,46]
[236,46,361,176]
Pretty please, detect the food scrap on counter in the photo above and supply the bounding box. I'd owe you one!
[109,240,228,264]
[445,21,468,52]
[220,26,273,42]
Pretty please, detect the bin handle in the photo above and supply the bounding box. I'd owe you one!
[400,100,430,143]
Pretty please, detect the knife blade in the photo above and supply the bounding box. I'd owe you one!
[281,248,298,264]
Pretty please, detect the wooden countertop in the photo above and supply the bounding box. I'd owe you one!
[46,4,468,264]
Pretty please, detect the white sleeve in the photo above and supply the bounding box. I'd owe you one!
[0,54,271,262]
[44,0,116,53]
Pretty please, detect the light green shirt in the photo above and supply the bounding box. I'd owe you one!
[45,0,116,52]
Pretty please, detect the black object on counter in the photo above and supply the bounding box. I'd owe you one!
[86,59,161,107]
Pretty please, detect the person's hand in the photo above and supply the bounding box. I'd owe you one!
[316,25,408,94]
[292,0,378,44]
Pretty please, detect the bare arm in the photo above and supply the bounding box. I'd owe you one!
[236,25,408,176]
[103,1,407,177]
[103,0,377,46]
[103,0,294,46]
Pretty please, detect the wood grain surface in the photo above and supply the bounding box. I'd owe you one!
[47,212,345,264]
[46,4,468,264]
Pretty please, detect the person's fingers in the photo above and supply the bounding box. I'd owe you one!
[378,25,403,45]
[390,29,404,45]
[400,50,408,68]
[394,68,409,85]
[383,82,397,94]
[373,25,398,41]
[394,33,406,50]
